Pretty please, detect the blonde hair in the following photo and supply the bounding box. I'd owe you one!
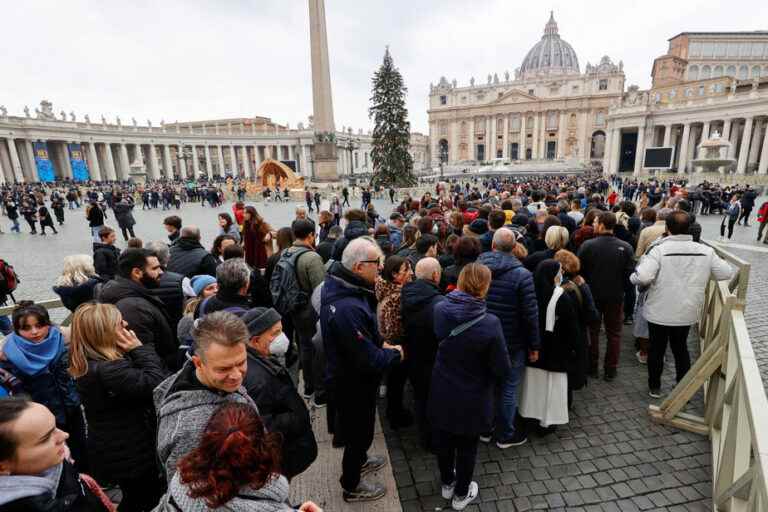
[69,303,124,378]
[457,263,492,299]
[512,243,528,260]
[55,254,96,287]
[544,226,570,251]
[184,297,202,315]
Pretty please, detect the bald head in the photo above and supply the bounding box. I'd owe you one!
[492,228,517,254]
[181,225,201,240]
[415,257,441,284]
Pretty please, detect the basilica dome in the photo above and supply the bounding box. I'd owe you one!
[519,12,580,80]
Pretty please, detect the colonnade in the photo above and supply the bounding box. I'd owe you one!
[604,115,768,175]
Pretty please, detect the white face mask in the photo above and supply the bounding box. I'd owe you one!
[268,332,290,357]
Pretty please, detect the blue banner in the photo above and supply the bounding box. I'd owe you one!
[33,142,55,182]
[69,143,90,182]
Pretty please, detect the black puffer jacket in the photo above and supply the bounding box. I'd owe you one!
[331,220,369,261]
[167,238,218,278]
[401,278,445,370]
[53,277,104,312]
[75,345,168,481]
[99,277,178,370]
[92,243,120,281]
[149,270,185,331]
[243,348,317,479]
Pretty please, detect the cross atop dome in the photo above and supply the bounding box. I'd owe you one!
[544,10,559,37]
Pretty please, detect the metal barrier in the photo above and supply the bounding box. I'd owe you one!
[648,241,768,510]
[0,298,72,327]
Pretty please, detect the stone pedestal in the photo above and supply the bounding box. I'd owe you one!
[312,140,338,182]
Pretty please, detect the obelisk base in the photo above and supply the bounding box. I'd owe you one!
[313,160,339,182]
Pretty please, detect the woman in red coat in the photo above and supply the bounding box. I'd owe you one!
[242,206,272,269]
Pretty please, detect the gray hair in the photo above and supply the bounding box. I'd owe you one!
[657,208,673,221]
[510,199,523,211]
[492,228,517,253]
[181,226,201,240]
[146,241,170,266]
[415,257,441,282]
[342,237,380,271]
[328,226,344,240]
[216,258,251,293]
[193,311,248,361]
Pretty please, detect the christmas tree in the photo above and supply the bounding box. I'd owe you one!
[369,47,416,187]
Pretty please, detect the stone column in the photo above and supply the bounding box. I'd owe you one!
[59,143,73,179]
[721,119,732,142]
[87,142,102,181]
[532,114,540,159]
[163,145,173,179]
[602,129,613,172]
[662,125,672,147]
[557,112,567,159]
[254,145,262,172]
[609,129,621,174]
[701,121,710,141]
[758,121,768,174]
[216,145,225,176]
[491,116,498,159]
[203,145,213,179]
[177,146,188,179]
[678,123,691,173]
[502,116,510,159]
[467,117,475,161]
[6,138,25,183]
[148,144,161,180]
[736,116,754,174]
[191,145,200,178]
[299,144,308,176]
[242,145,252,178]
[103,144,117,181]
[230,145,238,175]
[747,119,762,169]
[633,124,646,176]
[519,114,526,160]
[0,154,6,185]
[727,120,739,159]
[118,143,130,179]
[23,140,37,181]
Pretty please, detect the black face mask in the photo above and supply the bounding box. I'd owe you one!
[140,272,160,289]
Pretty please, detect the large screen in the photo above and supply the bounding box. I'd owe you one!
[644,147,674,169]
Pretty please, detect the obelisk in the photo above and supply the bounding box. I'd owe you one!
[308,0,338,181]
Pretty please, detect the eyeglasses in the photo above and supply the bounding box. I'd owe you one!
[359,259,381,265]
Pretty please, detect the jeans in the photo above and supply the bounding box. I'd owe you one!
[495,348,527,440]
[91,225,103,242]
[338,377,378,491]
[433,429,479,498]
[10,218,20,233]
[588,302,624,370]
[647,322,691,390]
[720,217,737,239]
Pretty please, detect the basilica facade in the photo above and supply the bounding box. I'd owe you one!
[427,12,625,169]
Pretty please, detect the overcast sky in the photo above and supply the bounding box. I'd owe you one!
[1,0,766,134]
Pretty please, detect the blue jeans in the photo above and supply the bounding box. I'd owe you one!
[495,348,527,441]
[10,218,20,233]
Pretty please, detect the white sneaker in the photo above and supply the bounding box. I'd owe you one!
[378,385,387,398]
[478,434,492,443]
[636,351,647,364]
[441,481,455,499]
[451,482,478,510]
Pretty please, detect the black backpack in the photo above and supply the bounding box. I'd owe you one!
[270,247,311,315]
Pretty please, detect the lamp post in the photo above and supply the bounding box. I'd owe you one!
[343,137,360,177]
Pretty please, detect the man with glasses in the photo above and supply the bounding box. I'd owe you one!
[320,238,403,502]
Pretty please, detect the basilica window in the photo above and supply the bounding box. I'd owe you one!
[689,42,701,57]
[595,112,605,126]
[701,66,711,79]
[440,95,447,105]
[546,112,557,130]
[698,85,705,96]
[715,42,726,57]
[475,119,484,132]
[726,65,737,77]
[739,43,750,57]
[461,121,468,136]
[528,89,535,95]
[739,65,748,80]
[701,42,713,57]
[440,124,448,136]
[527,116,534,127]
[598,79,608,91]
[572,85,579,93]
[497,118,504,132]
[752,66,762,79]
[684,88,692,97]
[669,89,677,99]
[713,65,723,78]
[688,65,699,80]
[511,116,521,130]
[727,42,738,57]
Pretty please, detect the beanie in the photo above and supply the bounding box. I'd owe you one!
[190,275,217,296]
[241,307,282,337]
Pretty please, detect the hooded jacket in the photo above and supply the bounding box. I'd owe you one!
[330,220,369,261]
[168,238,218,278]
[53,276,103,312]
[320,263,400,384]
[153,473,293,512]
[92,242,120,281]
[476,251,540,352]
[99,276,178,369]
[153,362,258,484]
[400,278,445,369]
[427,291,511,436]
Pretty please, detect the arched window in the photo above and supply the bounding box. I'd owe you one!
[739,65,749,80]
[688,65,699,80]
[713,65,723,78]
[726,65,737,77]
[590,131,606,159]
[701,65,711,79]
[438,139,449,163]
[752,66,762,79]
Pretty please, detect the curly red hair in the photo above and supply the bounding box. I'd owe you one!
[177,402,282,508]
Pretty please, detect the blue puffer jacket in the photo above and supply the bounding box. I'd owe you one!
[476,251,541,352]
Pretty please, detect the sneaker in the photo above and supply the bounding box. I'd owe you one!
[636,351,648,365]
[441,481,456,500]
[479,433,492,443]
[649,388,662,399]
[360,454,387,476]
[604,367,617,382]
[496,430,528,449]
[451,481,479,510]
[342,480,386,503]
[301,387,314,400]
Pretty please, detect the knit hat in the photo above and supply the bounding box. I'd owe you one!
[241,307,282,337]
[469,218,489,235]
[190,275,217,296]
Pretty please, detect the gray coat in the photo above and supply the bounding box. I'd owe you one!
[153,472,294,512]
[153,362,258,484]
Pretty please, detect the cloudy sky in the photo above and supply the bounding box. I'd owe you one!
[1,0,766,134]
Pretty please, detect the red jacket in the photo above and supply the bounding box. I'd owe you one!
[232,204,245,225]
[758,201,768,223]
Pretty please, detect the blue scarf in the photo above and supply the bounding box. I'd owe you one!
[3,326,65,376]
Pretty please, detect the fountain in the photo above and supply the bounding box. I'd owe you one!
[691,130,736,174]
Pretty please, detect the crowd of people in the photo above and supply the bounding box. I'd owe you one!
[0,171,752,511]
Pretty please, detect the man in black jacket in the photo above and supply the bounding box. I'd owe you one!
[401,257,445,450]
[93,226,121,281]
[738,185,757,226]
[167,226,218,278]
[146,240,186,332]
[577,212,635,382]
[86,199,105,242]
[99,248,179,370]
[241,307,317,479]
[194,258,251,318]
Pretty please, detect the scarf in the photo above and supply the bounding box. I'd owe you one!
[0,462,62,506]
[545,286,564,333]
[3,326,65,376]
